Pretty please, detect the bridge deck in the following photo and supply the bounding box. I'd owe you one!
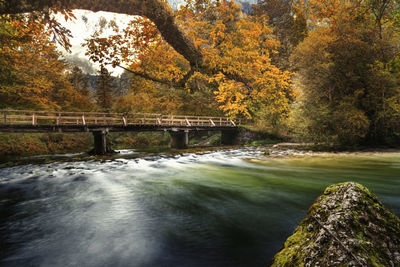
[0,110,238,133]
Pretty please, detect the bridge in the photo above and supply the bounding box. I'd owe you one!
[0,110,239,154]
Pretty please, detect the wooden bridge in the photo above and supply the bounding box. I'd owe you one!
[0,110,239,154]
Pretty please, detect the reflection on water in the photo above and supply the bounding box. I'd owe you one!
[0,149,399,266]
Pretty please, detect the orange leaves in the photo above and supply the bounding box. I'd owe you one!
[188,3,293,120]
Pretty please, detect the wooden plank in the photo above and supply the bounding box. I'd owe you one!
[33,116,60,120]
[185,117,191,126]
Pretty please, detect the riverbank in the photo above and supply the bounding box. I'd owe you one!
[0,131,221,161]
[7,125,399,161]
[0,126,278,159]
[258,143,400,158]
[3,137,400,168]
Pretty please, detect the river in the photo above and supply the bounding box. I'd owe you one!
[0,148,399,266]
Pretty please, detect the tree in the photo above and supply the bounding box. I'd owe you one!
[1,0,285,91]
[291,0,400,145]
[115,71,133,97]
[253,0,308,69]
[95,67,114,111]
[68,66,91,97]
[0,16,94,110]
[84,0,294,129]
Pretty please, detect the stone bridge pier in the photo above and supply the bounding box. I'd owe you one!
[91,130,114,155]
[169,130,189,149]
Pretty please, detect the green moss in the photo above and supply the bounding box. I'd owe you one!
[209,134,221,146]
[249,139,280,146]
[270,182,400,266]
[323,183,341,195]
[271,220,313,266]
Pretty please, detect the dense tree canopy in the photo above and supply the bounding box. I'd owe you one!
[291,0,400,145]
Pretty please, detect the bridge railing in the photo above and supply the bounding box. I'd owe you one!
[0,110,238,127]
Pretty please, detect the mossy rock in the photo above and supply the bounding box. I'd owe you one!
[270,182,400,266]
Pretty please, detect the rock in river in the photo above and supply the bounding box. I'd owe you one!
[270,182,400,266]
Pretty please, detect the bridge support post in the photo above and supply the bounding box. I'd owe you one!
[91,130,113,155]
[169,130,189,149]
[221,130,238,145]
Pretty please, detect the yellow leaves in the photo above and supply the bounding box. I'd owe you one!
[214,78,251,118]
[175,1,295,123]
[210,21,226,46]
[132,40,188,83]
[0,18,94,111]
[191,4,293,122]
[81,0,294,125]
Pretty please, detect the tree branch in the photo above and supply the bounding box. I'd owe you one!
[2,0,254,91]
[115,64,173,86]
[115,64,197,89]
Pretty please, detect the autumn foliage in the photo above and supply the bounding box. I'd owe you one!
[290,0,400,145]
[0,13,94,110]
[84,0,294,129]
[1,0,400,146]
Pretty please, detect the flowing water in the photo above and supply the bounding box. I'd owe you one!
[0,148,400,267]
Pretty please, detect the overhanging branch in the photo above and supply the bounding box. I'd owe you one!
[115,64,198,89]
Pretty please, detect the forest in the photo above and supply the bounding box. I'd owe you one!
[1,0,400,149]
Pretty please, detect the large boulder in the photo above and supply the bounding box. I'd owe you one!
[270,182,400,266]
